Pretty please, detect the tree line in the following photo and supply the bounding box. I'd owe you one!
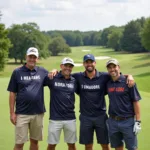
[0,11,150,71]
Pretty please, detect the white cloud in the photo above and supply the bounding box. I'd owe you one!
[1,0,150,31]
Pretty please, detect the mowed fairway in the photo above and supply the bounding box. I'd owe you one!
[0,46,150,150]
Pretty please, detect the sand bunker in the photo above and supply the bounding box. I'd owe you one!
[82,50,91,52]
[74,63,83,67]
[95,56,110,60]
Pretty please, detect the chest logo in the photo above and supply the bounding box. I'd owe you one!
[108,87,125,92]
[21,75,41,80]
[81,84,100,89]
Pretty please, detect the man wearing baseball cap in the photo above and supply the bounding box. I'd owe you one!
[45,57,77,150]
[106,58,141,150]
[7,47,48,150]
[49,54,134,150]
[72,54,111,150]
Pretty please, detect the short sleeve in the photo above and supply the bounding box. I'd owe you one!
[129,83,141,101]
[7,70,18,93]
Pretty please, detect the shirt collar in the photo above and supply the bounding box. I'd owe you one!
[57,71,73,80]
[110,74,126,82]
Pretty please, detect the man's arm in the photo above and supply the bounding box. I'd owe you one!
[9,92,17,125]
[133,101,141,135]
[48,69,58,79]
[133,101,141,121]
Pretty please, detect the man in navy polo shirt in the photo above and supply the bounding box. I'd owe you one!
[73,54,111,150]
[106,58,141,150]
[45,58,77,150]
[49,54,134,150]
[7,47,48,150]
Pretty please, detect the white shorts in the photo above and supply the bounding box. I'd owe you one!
[47,119,77,144]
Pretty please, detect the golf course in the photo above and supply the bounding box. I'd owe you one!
[0,46,150,150]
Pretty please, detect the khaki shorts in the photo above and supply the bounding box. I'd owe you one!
[15,114,44,144]
[47,119,77,144]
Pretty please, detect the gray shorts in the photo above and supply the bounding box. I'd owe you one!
[47,119,77,144]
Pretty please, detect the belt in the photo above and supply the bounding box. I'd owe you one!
[110,115,133,121]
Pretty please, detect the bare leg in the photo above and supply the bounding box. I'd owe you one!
[47,144,56,150]
[14,144,24,150]
[85,144,93,150]
[101,144,111,150]
[67,143,76,150]
[115,145,124,150]
[30,138,38,150]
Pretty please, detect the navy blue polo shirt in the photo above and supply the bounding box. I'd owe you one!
[73,71,110,117]
[44,72,76,120]
[7,65,48,115]
[107,75,141,117]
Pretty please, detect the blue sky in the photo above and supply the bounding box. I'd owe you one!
[0,0,150,31]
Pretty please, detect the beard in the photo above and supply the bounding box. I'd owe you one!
[110,71,119,77]
[85,66,95,73]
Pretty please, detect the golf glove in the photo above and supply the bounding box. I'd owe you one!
[133,121,141,135]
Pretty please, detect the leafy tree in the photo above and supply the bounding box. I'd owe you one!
[75,34,83,46]
[121,20,147,53]
[8,23,50,63]
[100,26,124,47]
[91,31,102,45]
[0,23,12,71]
[107,31,122,51]
[100,26,114,47]
[62,32,76,46]
[48,36,71,56]
[141,18,150,51]
[82,33,91,46]
[45,30,62,38]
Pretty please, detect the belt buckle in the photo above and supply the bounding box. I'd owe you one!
[114,116,120,120]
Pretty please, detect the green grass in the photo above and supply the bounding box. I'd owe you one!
[0,46,150,149]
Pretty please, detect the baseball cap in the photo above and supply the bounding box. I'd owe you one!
[61,57,74,66]
[83,54,95,62]
[106,58,119,67]
[26,47,39,58]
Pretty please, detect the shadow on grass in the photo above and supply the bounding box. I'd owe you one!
[134,72,150,77]
[133,62,150,69]
[7,62,23,65]
[96,50,130,56]
[134,53,150,61]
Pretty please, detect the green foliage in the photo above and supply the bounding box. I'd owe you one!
[107,31,122,51]
[48,36,71,56]
[82,33,91,45]
[0,24,11,71]
[100,26,116,47]
[75,34,83,46]
[92,31,102,45]
[8,23,50,63]
[141,18,150,51]
[43,16,149,53]
[121,19,147,53]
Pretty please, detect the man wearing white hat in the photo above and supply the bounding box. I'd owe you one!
[45,57,77,150]
[7,47,48,150]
